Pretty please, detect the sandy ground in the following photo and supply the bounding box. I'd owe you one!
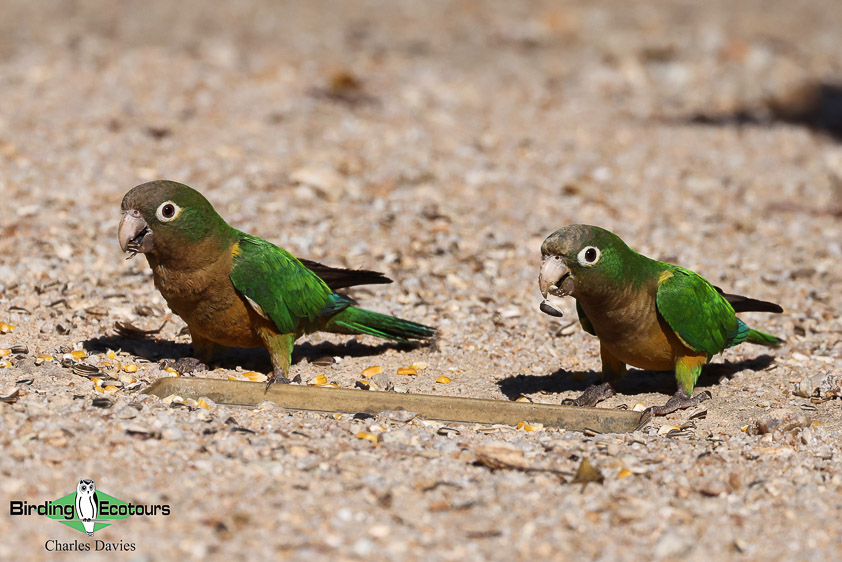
[1,1,842,559]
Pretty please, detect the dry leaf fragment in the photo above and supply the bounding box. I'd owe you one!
[572,458,604,484]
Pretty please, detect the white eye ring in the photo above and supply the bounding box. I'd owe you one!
[156,201,181,222]
[577,246,601,266]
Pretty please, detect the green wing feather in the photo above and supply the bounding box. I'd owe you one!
[655,267,745,356]
[229,233,348,334]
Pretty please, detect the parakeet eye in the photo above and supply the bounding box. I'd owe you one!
[577,246,601,266]
[156,201,181,222]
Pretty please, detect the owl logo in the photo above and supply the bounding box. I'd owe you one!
[75,479,98,536]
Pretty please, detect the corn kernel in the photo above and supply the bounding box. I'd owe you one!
[71,350,87,360]
[333,413,343,420]
[37,354,54,362]
[632,403,647,412]
[0,349,11,357]
[0,322,15,334]
[106,350,117,360]
[356,431,379,443]
[242,371,267,382]
[197,399,211,410]
[103,385,119,393]
[123,364,138,373]
[313,374,328,386]
[0,360,11,368]
[362,365,382,378]
[409,361,428,370]
[436,376,451,384]
[617,468,633,479]
[396,367,418,376]
[164,367,179,375]
[227,374,241,381]
[515,395,530,402]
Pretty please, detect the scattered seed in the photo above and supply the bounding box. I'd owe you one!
[197,399,211,410]
[123,364,138,373]
[0,349,11,357]
[10,345,28,354]
[410,361,428,370]
[436,376,451,384]
[71,350,87,360]
[355,380,371,390]
[313,374,328,386]
[515,395,531,403]
[396,367,418,376]
[356,431,380,443]
[91,397,114,409]
[242,371,267,382]
[632,403,647,412]
[164,367,179,376]
[362,366,382,378]
[0,387,20,402]
[311,356,334,366]
[516,421,543,432]
[0,322,16,333]
[0,360,11,368]
[437,427,460,436]
[617,468,633,479]
[71,363,103,378]
[333,413,343,420]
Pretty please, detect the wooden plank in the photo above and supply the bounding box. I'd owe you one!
[145,377,648,433]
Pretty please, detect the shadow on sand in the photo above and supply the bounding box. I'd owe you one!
[497,354,776,400]
[83,334,423,372]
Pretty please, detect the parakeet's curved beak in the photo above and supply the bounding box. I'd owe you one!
[118,210,155,256]
[539,255,574,298]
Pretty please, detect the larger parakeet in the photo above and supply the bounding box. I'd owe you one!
[118,180,435,386]
[538,224,783,415]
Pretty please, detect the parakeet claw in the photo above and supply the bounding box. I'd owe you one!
[159,357,208,375]
[562,382,616,407]
[644,390,711,416]
[265,369,291,392]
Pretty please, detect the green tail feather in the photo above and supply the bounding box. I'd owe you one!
[325,306,435,343]
[746,328,784,347]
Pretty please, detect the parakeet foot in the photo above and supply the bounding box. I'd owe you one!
[562,382,615,407]
[159,357,208,375]
[265,369,291,392]
[645,390,711,416]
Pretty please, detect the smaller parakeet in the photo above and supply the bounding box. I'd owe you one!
[538,224,783,415]
[118,180,435,386]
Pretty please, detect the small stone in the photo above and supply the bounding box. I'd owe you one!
[754,409,812,435]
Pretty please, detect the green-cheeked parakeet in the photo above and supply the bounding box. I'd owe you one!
[538,224,783,415]
[118,180,435,386]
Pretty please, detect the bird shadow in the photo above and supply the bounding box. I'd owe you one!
[676,81,842,142]
[496,354,776,400]
[83,334,424,372]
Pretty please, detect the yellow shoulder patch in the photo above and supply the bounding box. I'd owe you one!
[231,242,241,257]
[657,269,674,285]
